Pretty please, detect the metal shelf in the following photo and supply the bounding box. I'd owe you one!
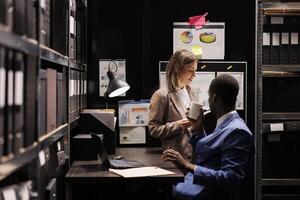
[257,2,300,199]
[69,60,86,71]
[263,112,300,121]
[39,124,68,150]
[263,65,300,72]
[40,45,69,66]
[69,117,80,131]
[0,30,38,56]
[262,178,300,185]
[0,143,39,181]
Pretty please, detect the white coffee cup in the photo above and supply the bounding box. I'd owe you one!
[187,102,202,120]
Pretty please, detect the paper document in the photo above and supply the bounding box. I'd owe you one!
[217,71,244,110]
[119,126,146,144]
[109,166,175,178]
[81,109,116,131]
[118,100,150,127]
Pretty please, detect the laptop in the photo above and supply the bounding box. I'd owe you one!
[91,133,144,169]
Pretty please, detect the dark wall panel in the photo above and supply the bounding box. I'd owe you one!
[87,0,255,131]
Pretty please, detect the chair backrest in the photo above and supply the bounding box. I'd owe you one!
[236,143,255,200]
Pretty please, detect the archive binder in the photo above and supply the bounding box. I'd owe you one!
[24,55,37,147]
[57,72,63,126]
[57,71,67,126]
[290,32,299,64]
[13,0,26,35]
[280,32,290,64]
[0,47,5,157]
[51,0,68,54]
[69,0,76,60]
[271,32,280,64]
[26,0,37,39]
[13,52,24,154]
[46,68,57,132]
[45,178,57,200]
[5,49,14,155]
[0,0,13,32]
[263,32,271,64]
[38,69,47,137]
[40,0,51,46]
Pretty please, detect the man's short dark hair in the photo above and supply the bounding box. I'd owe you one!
[209,74,239,108]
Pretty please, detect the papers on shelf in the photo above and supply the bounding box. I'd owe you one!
[109,166,175,178]
[81,109,116,131]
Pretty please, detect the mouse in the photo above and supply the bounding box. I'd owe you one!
[113,155,123,160]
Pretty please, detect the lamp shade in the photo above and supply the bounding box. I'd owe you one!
[106,70,130,97]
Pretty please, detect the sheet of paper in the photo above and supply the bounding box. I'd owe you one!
[119,126,146,144]
[82,109,115,131]
[192,72,215,110]
[173,22,225,59]
[217,71,244,110]
[118,100,150,127]
[270,123,284,132]
[109,166,175,178]
[2,188,17,200]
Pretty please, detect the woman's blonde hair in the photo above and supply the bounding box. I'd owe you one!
[166,49,198,92]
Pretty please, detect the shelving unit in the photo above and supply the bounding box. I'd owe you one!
[0,0,87,199]
[256,1,300,200]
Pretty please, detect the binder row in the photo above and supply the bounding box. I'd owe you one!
[38,67,68,138]
[69,69,87,122]
[0,0,86,63]
[69,0,86,63]
[0,46,38,157]
[263,31,299,65]
[0,0,37,39]
[0,180,33,200]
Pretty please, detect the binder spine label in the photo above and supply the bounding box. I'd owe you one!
[14,71,23,105]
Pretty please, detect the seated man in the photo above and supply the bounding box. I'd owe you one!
[162,74,254,200]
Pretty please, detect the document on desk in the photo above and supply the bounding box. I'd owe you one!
[109,166,175,178]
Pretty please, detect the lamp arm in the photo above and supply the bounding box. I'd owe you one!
[104,91,108,109]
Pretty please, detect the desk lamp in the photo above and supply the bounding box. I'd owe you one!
[104,60,130,108]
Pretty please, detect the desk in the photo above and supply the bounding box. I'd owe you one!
[66,147,184,200]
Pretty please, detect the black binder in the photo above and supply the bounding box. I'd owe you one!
[24,55,37,147]
[262,32,271,64]
[26,0,37,39]
[57,72,63,126]
[13,0,26,35]
[280,32,290,64]
[13,52,25,154]
[45,178,57,200]
[40,0,51,46]
[0,0,14,31]
[271,32,280,64]
[62,69,67,124]
[290,32,299,64]
[51,0,68,54]
[5,50,14,155]
[69,0,76,60]
[0,47,5,157]
[38,69,47,138]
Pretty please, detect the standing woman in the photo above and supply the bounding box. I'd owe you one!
[148,49,199,162]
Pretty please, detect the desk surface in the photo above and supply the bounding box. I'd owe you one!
[66,147,184,184]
